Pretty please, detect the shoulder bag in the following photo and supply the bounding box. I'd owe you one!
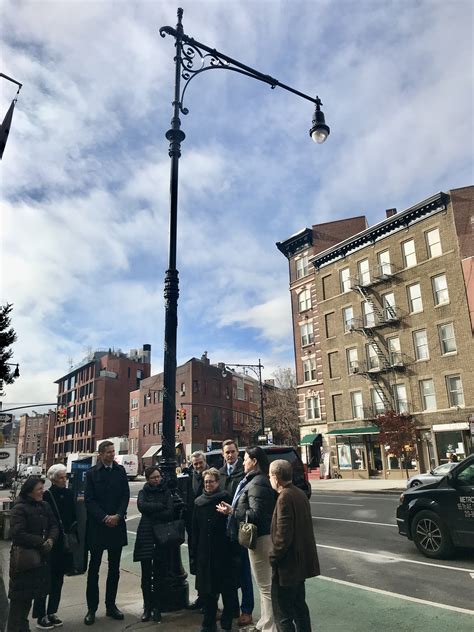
[153,518,185,547]
[10,545,43,573]
[46,490,80,554]
[238,512,258,550]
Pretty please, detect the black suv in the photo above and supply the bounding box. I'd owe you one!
[396,454,474,559]
[204,445,311,498]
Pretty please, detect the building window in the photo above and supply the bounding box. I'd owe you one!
[328,352,340,378]
[153,422,157,435]
[143,394,148,407]
[340,267,351,293]
[371,389,385,415]
[180,382,186,395]
[306,396,321,420]
[426,228,442,258]
[300,322,314,346]
[358,258,370,286]
[236,377,245,400]
[303,358,316,382]
[343,306,354,332]
[351,391,364,419]
[142,425,147,437]
[325,312,335,338]
[388,336,401,365]
[382,292,396,320]
[407,283,423,313]
[413,329,429,360]
[322,275,332,300]
[346,347,358,374]
[193,380,199,393]
[446,375,464,407]
[439,322,457,354]
[192,415,199,429]
[366,344,380,370]
[420,379,437,411]
[393,384,408,414]
[432,273,449,305]
[296,255,309,279]
[332,394,343,421]
[402,239,417,267]
[158,422,163,434]
[298,288,312,312]
[362,301,375,327]
[377,250,391,276]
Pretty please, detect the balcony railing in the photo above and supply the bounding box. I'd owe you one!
[350,355,408,375]
[350,263,401,289]
[347,307,402,332]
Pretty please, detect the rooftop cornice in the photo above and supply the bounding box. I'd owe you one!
[311,192,450,269]
[276,228,313,259]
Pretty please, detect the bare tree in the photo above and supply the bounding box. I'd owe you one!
[263,367,300,446]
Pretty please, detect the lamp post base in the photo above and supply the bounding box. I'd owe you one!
[158,544,189,611]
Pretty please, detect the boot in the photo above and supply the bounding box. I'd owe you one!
[141,608,152,622]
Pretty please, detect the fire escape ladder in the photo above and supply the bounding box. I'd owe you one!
[356,285,385,322]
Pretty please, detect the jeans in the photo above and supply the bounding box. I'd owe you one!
[271,577,311,632]
[86,546,122,611]
[248,535,276,632]
[240,546,254,615]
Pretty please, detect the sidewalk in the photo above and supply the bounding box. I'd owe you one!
[310,477,406,493]
[1,538,473,631]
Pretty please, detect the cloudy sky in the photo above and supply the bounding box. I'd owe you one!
[1,0,472,414]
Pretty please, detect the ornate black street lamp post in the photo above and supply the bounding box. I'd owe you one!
[158,7,330,608]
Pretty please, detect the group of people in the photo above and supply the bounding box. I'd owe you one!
[5,438,319,632]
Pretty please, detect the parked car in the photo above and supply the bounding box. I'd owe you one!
[396,454,474,559]
[406,462,457,488]
[204,445,311,498]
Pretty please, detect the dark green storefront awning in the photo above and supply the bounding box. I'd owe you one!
[327,426,379,436]
[300,433,319,445]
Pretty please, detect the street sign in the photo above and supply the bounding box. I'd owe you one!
[0,414,13,423]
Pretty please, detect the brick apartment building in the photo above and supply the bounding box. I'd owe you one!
[277,216,368,467]
[53,345,151,463]
[308,186,474,479]
[129,353,260,469]
[18,410,55,468]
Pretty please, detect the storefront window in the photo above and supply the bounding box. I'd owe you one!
[351,444,366,469]
[337,443,352,470]
[435,430,466,464]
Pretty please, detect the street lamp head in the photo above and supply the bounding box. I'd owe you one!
[309,97,330,144]
[13,364,20,378]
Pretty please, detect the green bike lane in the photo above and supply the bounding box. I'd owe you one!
[122,530,474,632]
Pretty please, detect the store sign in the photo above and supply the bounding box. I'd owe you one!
[432,422,469,432]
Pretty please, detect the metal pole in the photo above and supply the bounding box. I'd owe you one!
[258,359,265,437]
[160,7,188,610]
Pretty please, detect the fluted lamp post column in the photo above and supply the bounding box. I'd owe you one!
[158,7,330,609]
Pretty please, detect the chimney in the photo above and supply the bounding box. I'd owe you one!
[201,351,210,365]
[385,208,397,218]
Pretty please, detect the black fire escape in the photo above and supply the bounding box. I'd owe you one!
[348,263,407,415]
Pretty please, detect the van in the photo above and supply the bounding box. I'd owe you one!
[114,454,138,480]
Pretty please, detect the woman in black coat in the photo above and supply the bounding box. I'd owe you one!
[192,467,239,632]
[7,476,59,632]
[33,464,77,629]
[217,447,277,632]
[133,466,173,623]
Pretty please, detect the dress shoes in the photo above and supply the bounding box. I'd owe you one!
[83,610,96,626]
[237,613,253,627]
[141,608,152,622]
[106,606,124,620]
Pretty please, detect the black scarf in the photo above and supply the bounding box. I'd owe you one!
[194,489,228,508]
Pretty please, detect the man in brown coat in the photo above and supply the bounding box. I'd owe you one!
[269,459,320,632]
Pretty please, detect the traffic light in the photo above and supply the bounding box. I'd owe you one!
[57,407,66,423]
[182,409,186,421]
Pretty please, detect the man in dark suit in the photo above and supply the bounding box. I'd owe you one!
[83,440,130,625]
[219,439,254,628]
[269,459,320,632]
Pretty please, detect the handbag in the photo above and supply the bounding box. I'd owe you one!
[10,545,43,573]
[153,519,185,547]
[238,513,258,550]
[46,489,80,553]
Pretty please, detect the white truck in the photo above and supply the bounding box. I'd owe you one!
[0,446,17,488]
[66,452,138,480]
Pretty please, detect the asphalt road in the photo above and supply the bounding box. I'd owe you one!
[125,485,474,613]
